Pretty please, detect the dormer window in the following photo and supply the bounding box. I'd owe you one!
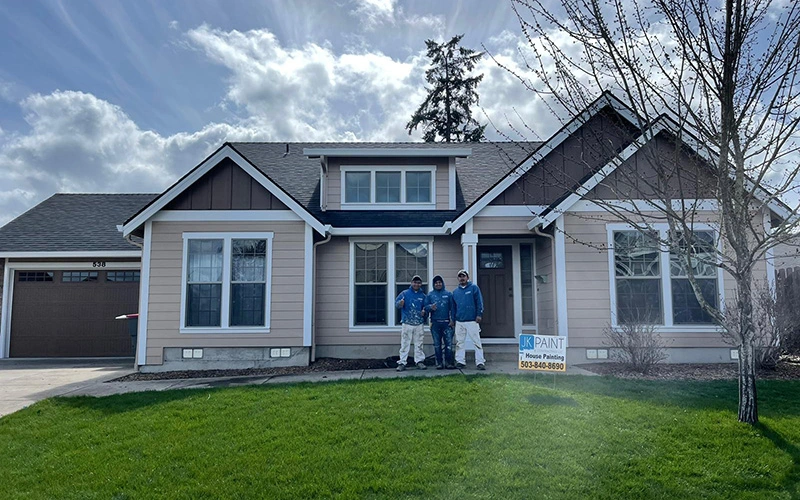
[342,166,435,209]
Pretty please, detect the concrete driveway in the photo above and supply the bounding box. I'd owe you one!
[0,358,135,417]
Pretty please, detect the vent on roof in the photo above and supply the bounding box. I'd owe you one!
[283,143,289,157]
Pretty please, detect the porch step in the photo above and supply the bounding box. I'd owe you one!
[465,343,518,363]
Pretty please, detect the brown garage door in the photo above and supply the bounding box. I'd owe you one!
[9,270,140,357]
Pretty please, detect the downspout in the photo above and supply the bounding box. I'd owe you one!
[310,227,332,363]
[533,225,557,335]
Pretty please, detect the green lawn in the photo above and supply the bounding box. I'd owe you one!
[1,375,799,499]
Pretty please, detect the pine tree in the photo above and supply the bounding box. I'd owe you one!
[406,35,486,143]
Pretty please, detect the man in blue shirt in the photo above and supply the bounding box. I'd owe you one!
[395,275,427,371]
[451,269,486,370]
[425,275,455,369]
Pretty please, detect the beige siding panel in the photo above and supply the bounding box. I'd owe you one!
[436,165,449,210]
[145,220,307,365]
[535,237,555,334]
[473,216,532,235]
[314,235,463,346]
[561,211,763,349]
[327,164,341,210]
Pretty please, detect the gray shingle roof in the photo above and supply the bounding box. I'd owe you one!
[229,141,540,220]
[0,194,157,253]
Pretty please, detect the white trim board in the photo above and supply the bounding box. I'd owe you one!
[0,251,141,258]
[329,227,448,236]
[136,221,153,366]
[122,144,327,237]
[304,148,472,158]
[450,92,639,232]
[303,224,313,347]
[152,210,302,222]
[0,260,142,359]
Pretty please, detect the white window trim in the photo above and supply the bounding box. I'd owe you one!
[180,232,274,334]
[341,165,436,210]
[348,237,434,331]
[607,222,725,331]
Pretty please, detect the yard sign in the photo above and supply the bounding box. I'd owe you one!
[519,334,567,372]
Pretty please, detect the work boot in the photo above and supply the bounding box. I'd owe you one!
[396,363,406,372]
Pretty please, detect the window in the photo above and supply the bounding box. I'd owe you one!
[351,240,431,328]
[107,271,140,282]
[670,231,718,324]
[520,244,536,325]
[342,167,434,207]
[18,272,53,282]
[613,231,662,324]
[182,233,273,332]
[62,271,98,282]
[609,226,721,327]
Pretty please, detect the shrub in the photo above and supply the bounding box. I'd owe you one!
[603,320,669,374]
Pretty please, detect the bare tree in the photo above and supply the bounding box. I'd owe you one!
[504,0,800,423]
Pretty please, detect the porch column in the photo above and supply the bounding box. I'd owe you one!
[461,220,478,277]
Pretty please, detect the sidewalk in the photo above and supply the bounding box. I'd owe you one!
[64,362,597,398]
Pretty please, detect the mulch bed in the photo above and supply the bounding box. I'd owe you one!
[112,357,392,382]
[577,357,800,381]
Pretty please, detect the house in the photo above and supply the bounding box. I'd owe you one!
[0,94,787,371]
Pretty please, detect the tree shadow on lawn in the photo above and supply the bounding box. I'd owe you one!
[756,422,800,496]
[518,374,800,417]
[49,387,226,415]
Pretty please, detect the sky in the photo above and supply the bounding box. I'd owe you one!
[0,0,564,226]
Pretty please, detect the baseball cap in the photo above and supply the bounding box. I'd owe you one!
[457,269,469,277]
[411,275,422,283]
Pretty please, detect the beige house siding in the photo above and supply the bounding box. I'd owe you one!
[473,216,532,234]
[326,158,450,212]
[145,220,306,365]
[535,237,555,334]
[562,211,766,349]
[315,235,463,346]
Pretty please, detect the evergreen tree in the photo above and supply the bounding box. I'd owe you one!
[406,34,486,143]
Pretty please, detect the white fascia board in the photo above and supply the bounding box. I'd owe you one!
[304,148,472,158]
[451,94,638,233]
[0,251,141,258]
[151,210,302,222]
[122,145,327,237]
[329,226,448,236]
[476,205,548,217]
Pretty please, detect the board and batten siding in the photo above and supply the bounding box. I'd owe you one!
[562,212,762,349]
[145,220,307,365]
[314,235,463,346]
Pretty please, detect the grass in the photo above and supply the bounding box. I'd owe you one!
[1,374,799,499]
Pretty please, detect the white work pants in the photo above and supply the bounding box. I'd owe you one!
[455,321,485,366]
[399,323,425,365]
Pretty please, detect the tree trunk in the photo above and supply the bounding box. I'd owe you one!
[737,339,758,423]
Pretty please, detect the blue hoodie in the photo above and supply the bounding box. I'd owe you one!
[451,280,484,322]
[424,275,453,323]
[395,286,426,325]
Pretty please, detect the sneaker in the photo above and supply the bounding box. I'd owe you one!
[445,363,456,370]
[416,362,427,370]
[436,364,444,370]
[456,363,466,369]
[476,364,486,371]
[396,363,406,372]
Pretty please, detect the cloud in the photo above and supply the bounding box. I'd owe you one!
[185,25,430,141]
[0,90,267,226]
[351,0,398,29]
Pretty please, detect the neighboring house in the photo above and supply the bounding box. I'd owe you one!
[0,94,788,370]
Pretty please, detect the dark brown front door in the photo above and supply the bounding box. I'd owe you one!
[9,270,140,357]
[477,245,514,338]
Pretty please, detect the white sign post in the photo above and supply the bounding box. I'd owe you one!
[518,334,567,372]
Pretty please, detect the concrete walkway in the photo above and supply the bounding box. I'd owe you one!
[0,359,596,418]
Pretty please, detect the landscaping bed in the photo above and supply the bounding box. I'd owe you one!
[578,356,800,380]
